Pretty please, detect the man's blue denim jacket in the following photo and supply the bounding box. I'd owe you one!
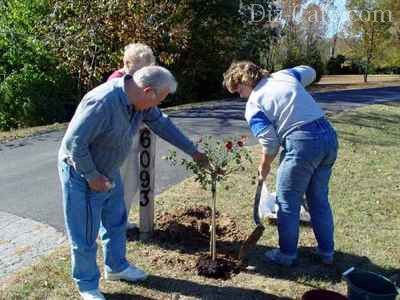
[58,75,197,181]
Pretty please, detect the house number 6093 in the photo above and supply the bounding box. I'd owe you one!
[139,128,152,207]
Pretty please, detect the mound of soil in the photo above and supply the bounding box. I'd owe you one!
[196,255,241,280]
[153,205,247,279]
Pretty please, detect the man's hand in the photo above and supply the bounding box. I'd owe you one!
[88,175,114,192]
[192,151,210,169]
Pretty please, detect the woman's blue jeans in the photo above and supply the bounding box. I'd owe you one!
[276,118,338,258]
[58,160,129,292]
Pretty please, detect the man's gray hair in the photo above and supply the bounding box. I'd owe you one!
[133,66,177,94]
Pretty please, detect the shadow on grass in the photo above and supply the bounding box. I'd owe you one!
[103,293,155,300]
[247,246,399,288]
[312,86,400,104]
[166,99,400,148]
[331,102,400,147]
[128,227,398,289]
[105,275,291,300]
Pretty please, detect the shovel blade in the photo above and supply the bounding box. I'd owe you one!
[239,224,265,261]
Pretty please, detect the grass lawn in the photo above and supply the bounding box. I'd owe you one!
[1,103,399,299]
[0,123,67,144]
[308,75,400,93]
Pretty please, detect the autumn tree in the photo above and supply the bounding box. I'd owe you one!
[271,0,327,79]
[42,0,278,102]
[346,0,392,81]
[387,0,399,40]
[279,0,304,68]
[301,3,327,79]
[376,0,400,72]
[41,0,190,94]
[237,0,280,70]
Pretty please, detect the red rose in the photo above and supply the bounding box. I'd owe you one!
[237,141,244,147]
[225,141,233,151]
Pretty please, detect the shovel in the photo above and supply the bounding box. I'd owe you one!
[239,176,265,262]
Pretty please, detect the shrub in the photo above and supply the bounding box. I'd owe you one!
[0,65,75,130]
[43,0,278,104]
[0,0,78,130]
[326,55,346,75]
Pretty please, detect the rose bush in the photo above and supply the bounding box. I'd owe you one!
[165,135,252,261]
[165,135,252,189]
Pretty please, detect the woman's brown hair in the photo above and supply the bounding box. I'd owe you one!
[223,61,269,93]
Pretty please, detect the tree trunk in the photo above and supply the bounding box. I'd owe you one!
[331,34,337,57]
[363,70,368,83]
[364,25,375,84]
[210,178,217,261]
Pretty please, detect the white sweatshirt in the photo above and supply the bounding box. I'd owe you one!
[245,66,324,155]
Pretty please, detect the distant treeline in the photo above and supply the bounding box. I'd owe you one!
[1,0,398,130]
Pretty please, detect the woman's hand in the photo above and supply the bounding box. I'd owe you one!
[258,162,271,180]
[258,152,276,180]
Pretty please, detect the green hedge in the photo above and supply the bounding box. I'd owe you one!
[0,65,75,130]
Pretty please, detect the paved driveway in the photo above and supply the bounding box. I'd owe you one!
[0,86,399,232]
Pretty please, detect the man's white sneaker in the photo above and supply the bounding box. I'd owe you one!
[105,265,148,282]
[79,289,105,300]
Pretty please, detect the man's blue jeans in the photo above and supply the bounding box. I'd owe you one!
[58,160,129,292]
[276,117,338,259]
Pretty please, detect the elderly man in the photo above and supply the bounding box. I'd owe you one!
[58,66,207,300]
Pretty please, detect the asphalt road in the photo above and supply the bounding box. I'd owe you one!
[0,86,399,232]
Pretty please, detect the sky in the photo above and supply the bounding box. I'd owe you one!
[301,0,350,37]
[326,0,350,37]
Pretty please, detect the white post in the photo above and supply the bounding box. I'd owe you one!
[138,126,156,239]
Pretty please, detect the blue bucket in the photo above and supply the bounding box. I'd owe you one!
[343,267,400,300]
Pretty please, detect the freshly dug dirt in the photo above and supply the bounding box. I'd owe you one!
[196,255,241,279]
[152,205,247,279]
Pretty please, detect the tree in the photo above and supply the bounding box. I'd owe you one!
[0,0,75,130]
[279,0,305,68]
[42,0,278,102]
[237,0,281,70]
[346,0,392,81]
[376,0,400,73]
[326,54,346,74]
[42,0,170,94]
[388,0,400,41]
[166,136,252,265]
[301,3,327,80]
[271,1,326,79]
[302,3,327,41]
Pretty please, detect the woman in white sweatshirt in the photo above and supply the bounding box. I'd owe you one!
[223,61,338,266]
